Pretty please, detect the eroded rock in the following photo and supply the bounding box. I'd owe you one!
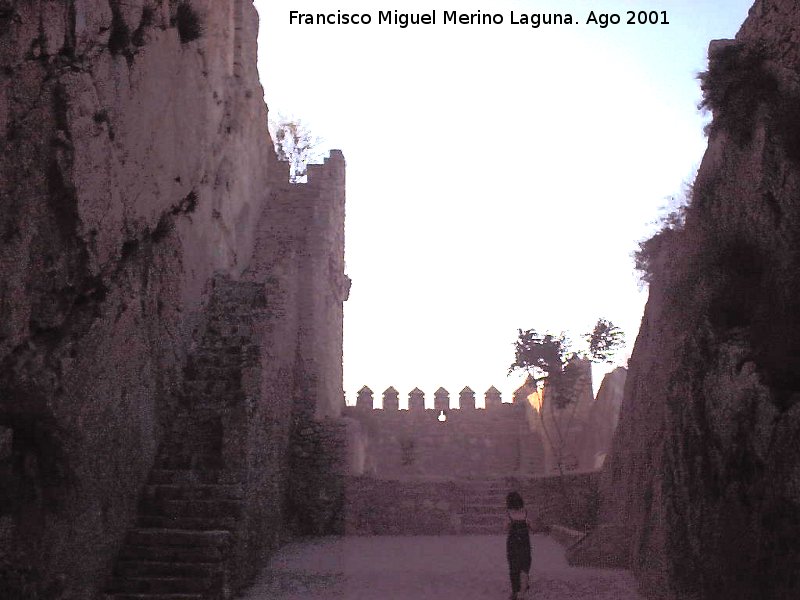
[600,2,800,598]
[0,1,346,598]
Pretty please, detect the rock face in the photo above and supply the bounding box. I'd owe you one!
[0,1,347,598]
[601,1,800,598]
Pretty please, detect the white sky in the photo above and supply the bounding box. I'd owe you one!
[253,0,754,407]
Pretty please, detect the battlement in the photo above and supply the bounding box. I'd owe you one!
[342,385,544,478]
[273,149,346,188]
[305,149,345,186]
[345,385,516,414]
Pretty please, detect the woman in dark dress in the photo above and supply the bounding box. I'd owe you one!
[505,491,532,599]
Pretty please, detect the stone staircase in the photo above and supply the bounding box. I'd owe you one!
[105,276,266,600]
[106,471,243,598]
[459,479,510,535]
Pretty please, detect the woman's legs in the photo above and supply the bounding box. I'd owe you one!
[519,551,531,596]
[509,562,521,597]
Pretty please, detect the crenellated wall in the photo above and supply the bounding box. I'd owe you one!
[343,386,545,478]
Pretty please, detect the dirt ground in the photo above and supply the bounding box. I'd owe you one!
[241,534,644,599]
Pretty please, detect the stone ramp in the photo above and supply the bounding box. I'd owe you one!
[241,535,643,600]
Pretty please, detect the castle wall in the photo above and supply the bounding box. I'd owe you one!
[0,1,348,596]
[343,387,545,478]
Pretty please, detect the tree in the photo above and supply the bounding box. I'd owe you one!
[509,319,624,528]
[586,318,625,363]
[268,115,323,183]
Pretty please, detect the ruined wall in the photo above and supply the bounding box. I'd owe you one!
[0,1,347,597]
[599,1,800,598]
[343,386,545,478]
[519,360,623,473]
[533,359,597,473]
[579,367,626,470]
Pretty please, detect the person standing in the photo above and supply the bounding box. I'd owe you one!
[505,491,532,599]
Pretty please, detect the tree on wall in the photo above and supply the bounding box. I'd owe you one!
[268,114,323,183]
[509,319,625,475]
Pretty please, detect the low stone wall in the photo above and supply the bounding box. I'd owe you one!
[344,471,601,535]
[516,471,601,531]
[345,478,462,535]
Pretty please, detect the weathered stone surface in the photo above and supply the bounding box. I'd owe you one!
[345,472,600,535]
[0,2,347,598]
[600,2,800,598]
[565,523,631,569]
[343,389,544,478]
[531,358,597,473]
[578,367,627,470]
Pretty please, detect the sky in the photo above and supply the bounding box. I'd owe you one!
[253,0,755,407]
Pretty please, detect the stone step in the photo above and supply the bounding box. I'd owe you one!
[143,484,244,501]
[137,515,238,531]
[154,455,223,472]
[462,494,506,502]
[460,514,504,526]
[114,560,221,579]
[148,470,225,485]
[182,379,243,395]
[184,363,242,379]
[139,499,243,521]
[105,594,204,600]
[126,529,232,548]
[461,505,506,515]
[119,545,225,563]
[110,575,218,594]
[462,501,505,511]
[461,526,503,535]
[462,490,508,497]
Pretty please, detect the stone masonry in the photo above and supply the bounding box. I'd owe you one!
[343,386,545,478]
[0,2,348,597]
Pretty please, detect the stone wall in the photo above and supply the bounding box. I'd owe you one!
[343,386,545,478]
[344,472,601,535]
[0,1,348,597]
[286,418,348,537]
[534,359,596,473]
[596,2,800,598]
[515,361,625,474]
[579,367,627,470]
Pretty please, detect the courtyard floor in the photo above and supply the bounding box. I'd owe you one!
[240,534,644,600]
